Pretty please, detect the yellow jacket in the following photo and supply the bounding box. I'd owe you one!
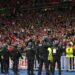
[48,48,53,61]
[66,47,73,57]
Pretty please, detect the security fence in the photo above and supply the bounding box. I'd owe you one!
[8,56,75,71]
[61,56,75,71]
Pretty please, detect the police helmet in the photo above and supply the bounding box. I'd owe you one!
[55,41,59,44]
[54,40,59,46]
[42,36,48,41]
[28,42,33,46]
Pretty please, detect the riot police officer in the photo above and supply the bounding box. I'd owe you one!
[25,42,35,75]
[0,45,4,73]
[0,44,10,73]
[52,40,63,75]
[11,43,23,75]
[36,36,51,75]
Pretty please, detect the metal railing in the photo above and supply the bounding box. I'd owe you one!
[61,56,75,71]
[0,56,75,71]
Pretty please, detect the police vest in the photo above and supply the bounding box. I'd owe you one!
[66,47,73,57]
[48,47,53,61]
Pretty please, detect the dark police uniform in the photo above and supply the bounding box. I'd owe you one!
[11,44,23,75]
[26,42,35,75]
[52,43,63,75]
[1,44,10,73]
[0,45,4,73]
[36,37,51,75]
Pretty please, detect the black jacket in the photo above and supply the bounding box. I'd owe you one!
[11,47,22,60]
[1,48,10,60]
[36,40,51,60]
[26,46,35,60]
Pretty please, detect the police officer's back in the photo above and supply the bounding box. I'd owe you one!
[37,37,51,60]
[26,42,35,60]
[37,36,51,75]
[0,45,2,62]
[11,43,22,75]
[1,44,10,73]
[1,44,10,61]
[0,45,3,73]
[26,42,35,75]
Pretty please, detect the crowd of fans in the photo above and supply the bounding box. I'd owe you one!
[0,5,75,51]
[0,0,52,8]
[0,0,61,8]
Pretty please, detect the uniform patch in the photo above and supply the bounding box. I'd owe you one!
[53,48,57,53]
[39,44,42,46]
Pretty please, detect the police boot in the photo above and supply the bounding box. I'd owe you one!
[1,71,4,73]
[5,71,9,74]
[31,73,35,75]
[14,72,19,75]
[28,72,30,75]
[1,70,4,73]
[5,69,9,74]
[14,73,19,75]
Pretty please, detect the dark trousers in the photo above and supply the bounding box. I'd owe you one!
[48,60,53,74]
[0,59,4,72]
[52,57,61,75]
[0,57,9,73]
[27,59,34,75]
[70,57,74,69]
[4,59,9,73]
[38,58,49,75]
[13,59,19,74]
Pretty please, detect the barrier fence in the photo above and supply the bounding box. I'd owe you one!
[61,56,75,71]
[9,56,75,71]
